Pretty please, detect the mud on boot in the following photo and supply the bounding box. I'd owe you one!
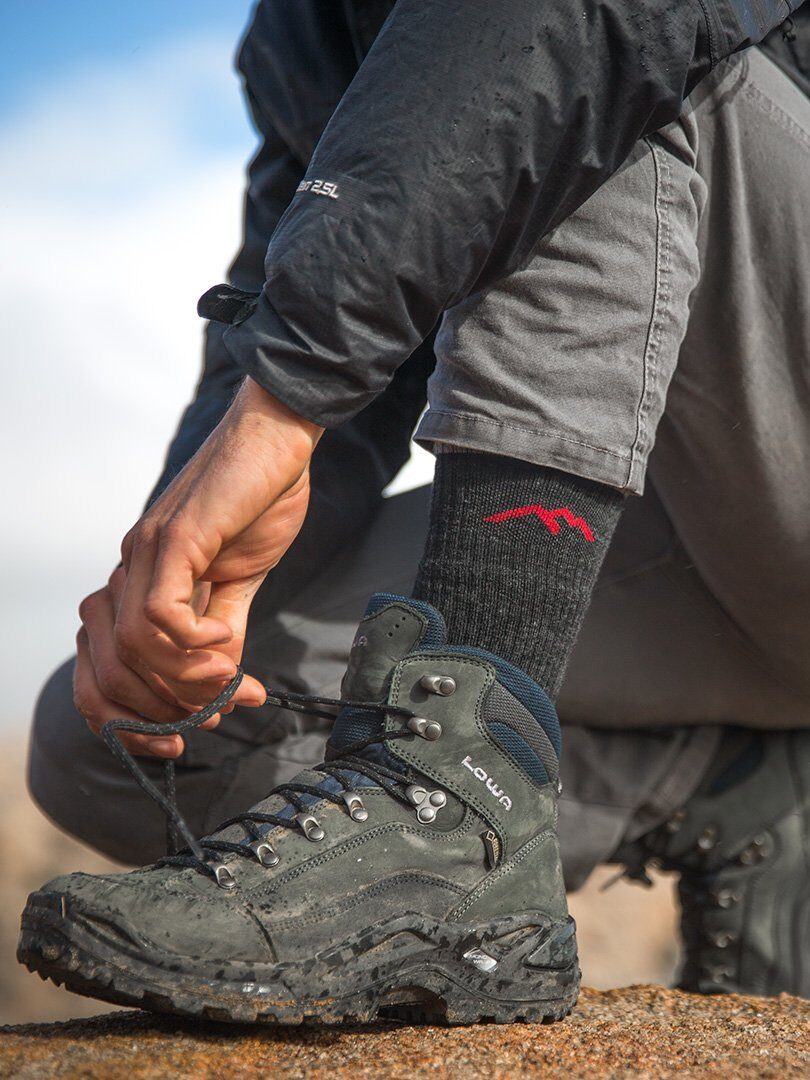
[19,594,579,1024]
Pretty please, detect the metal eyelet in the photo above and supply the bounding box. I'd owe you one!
[249,839,279,867]
[696,824,719,852]
[295,813,325,841]
[712,888,740,909]
[341,791,369,822]
[665,809,687,835]
[211,862,237,891]
[405,784,447,823]
[407,716,442,740]
[708,964,734,982]
[419,674,457,696]
[709,930,738,949]
[739,834,770,865]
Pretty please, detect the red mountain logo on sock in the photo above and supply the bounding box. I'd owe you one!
[483,503,595,542]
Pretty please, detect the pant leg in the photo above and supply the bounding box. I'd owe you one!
[417,110,706,495]
[560,50,810,729]
[651,48,810,709]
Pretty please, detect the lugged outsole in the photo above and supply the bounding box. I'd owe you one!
[18,891,580,1027]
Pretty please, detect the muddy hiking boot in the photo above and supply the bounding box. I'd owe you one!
[612,728,810,998]
[19,593,579,1024]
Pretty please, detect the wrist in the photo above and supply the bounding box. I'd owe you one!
[231,377,323,466]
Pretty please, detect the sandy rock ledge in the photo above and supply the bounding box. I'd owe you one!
[0,985,807,1079]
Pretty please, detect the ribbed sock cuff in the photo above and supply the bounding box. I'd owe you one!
[413,452,623,696]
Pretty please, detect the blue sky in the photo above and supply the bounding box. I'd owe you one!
[0,2,258,720]
[0,1,430,723]
[0,1,252,133]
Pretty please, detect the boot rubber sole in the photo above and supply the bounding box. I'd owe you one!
[18,889,580,1026]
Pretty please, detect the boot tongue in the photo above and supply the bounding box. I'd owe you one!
[330,593,446,750]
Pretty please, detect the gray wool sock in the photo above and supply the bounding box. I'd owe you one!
[413,452,623,698]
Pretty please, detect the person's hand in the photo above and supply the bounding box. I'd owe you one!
[74,566,223,758]
[77,378,322,758]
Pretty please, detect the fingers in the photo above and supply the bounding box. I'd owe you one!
[76,574,225,757]
[202,578,268,707]
[116,534,240,707]
[84,581,224,726]
[117,523,266,711]
[125,522,233,652]
[74,628,185,759]
[80,586,187,724]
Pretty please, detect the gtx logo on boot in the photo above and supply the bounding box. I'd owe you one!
[461,756,512,811]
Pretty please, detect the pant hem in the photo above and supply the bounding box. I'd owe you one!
[416,410,644,494]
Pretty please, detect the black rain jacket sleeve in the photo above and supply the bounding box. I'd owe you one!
[148,0,435,537]
[222,0,803,428]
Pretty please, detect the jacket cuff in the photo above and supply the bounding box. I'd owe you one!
[222,291,378,428]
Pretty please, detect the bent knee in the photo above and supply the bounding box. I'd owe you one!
[27,657,156,862]
[28,657,88,814]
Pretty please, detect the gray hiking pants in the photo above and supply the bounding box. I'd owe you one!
[29,49,810,888]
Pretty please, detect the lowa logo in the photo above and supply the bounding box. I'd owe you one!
[461,756,512,811]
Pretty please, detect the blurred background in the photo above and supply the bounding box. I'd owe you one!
[0,0,680,1025]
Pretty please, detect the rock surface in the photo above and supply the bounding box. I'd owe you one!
[1,986,807,1079]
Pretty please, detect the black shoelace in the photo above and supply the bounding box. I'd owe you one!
[101,668,422,888]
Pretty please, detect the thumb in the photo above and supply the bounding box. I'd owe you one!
[202,575,268,707]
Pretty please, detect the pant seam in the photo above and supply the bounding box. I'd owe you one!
[420,409,633,462]
[695,0,721,67]
[627,136,673,488]
[742,80,810,156]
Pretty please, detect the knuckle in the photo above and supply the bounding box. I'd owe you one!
[95,660,126,700]
[107,565,125,591]
[142,595,168,627]
[123,522,156,562]
[74,690,96,722]
[78,590,101,623]
[157,517,186,545]
[113,621,138,660]
[120,532,135,565]
[136,519,160,547]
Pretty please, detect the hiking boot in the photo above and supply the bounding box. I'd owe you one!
[612,728,810,998]
[19,593,579,1024]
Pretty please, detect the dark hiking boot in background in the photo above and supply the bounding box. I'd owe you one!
[612,728,810,998]
[19,594,579,1024]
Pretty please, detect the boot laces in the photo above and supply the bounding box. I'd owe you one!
[100,668,426,888]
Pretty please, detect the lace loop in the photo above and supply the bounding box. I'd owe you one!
[100,667,422,885]
[101,670,245,863]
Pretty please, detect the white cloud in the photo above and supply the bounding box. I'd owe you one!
[0,32,434,723]
[0,37,245,207]
[0,35,251,719]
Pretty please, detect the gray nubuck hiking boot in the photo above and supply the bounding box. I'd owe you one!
[19,594,579,1025]
[612,729,810,998]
